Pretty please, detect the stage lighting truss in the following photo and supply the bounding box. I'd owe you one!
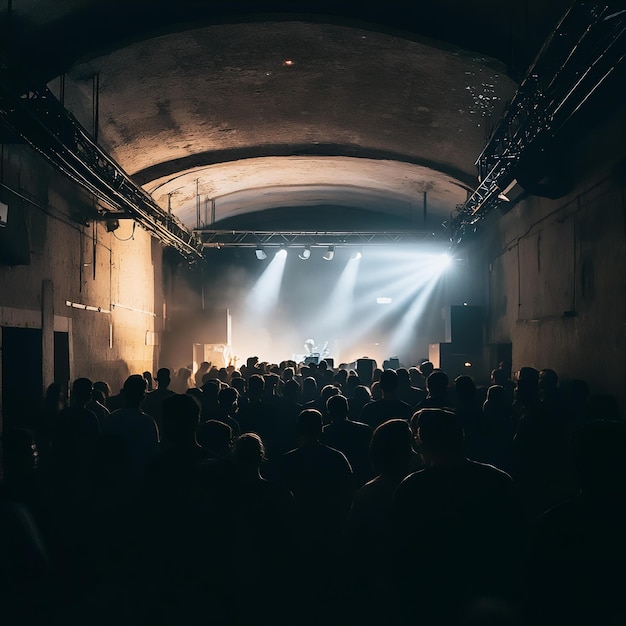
[449,2,626,244]
[197,230,447,249]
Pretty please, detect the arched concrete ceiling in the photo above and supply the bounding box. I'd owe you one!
[2,1,570,234]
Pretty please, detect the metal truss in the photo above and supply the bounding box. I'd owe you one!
[451,1,626,243]
[196,229,447,248]
[0,67,203,259]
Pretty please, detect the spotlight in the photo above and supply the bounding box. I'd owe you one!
[255,246,267,260]
[438,253,452,270]
[299,246,311,260]
[322,245,335,261]
[351,250,362,260]
[276,247,287,258]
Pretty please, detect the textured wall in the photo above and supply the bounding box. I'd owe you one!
[485,113,626,409]
[0,144,164,418]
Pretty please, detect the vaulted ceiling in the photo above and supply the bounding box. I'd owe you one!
[1,0,571,235]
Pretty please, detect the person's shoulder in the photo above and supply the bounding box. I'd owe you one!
[466,458,512,483]
[347,418,370,429]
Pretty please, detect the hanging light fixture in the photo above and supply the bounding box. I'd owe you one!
[322,245,335,261]
[255,246,267,260]
[299,245,311,260]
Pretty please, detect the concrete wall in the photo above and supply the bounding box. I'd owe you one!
[484,106,626,410]
[0,143,165,430]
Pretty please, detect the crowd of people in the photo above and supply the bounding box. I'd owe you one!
[1,355,625,625]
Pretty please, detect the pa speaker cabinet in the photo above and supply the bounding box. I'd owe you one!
[444,305,482,354]
[194,308,231,345]
[356,358,376,386]
[429,343,485,383]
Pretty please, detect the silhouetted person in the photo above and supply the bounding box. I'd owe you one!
[526,420,626,626]
[143,370,154,392]
[35,382,66,460]
[415,369,451,410]
[348,419,417,624]
[393,408,522,624]
[102,374,159,485]
[359,369,412,429]
[196,419,233,459]
[280,409,353,540]
[142,367,174,432]
[396,367,426,408]
[171,366,194,394]
[231,432,296,624]
[348,384,371,421]
[321,394,372,487]
[468,384,515,473]
[194,361,211,388]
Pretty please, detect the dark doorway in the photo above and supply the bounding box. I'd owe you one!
[54,331,70,402]
[1,326,43,430]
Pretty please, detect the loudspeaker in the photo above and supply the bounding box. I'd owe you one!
[429,343,486,382]
[193,308,231,344]
[356,358,376,386]
[323,358,334,368]
[445,305,482,354]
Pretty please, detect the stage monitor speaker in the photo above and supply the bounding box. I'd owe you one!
[304,355,320,365]
[323,358,334,368]
[194,308,231,344]
[356,358,376,386]
[429,343,486,383]
[445,305,482,354]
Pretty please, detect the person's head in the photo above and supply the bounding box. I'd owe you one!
[283,378,301,402]
[143,371,154,391]
[230,376,246,396]
[162,393,201,445]
[196,420,233,458]
[370,419,413,476]
[248,374,265,399]
[201,378,221,401]
[483,385,511,420]
[413,408,464,465]
[233,433,266,474]
[71,377,93,407]
[320,384,340,406]
[44,383,66,412]
[297,409,323,445]
[263,373,279,393]
[198,361,210,373]
[352,385,372,408]
[344,374,360,397]
[379,369,399,395]
[454,375,476,403]
[426,370,449,399]
[419,361,434,378]
[396,368,411,388]
[408,367,422,387]
[515,367,539,403]
[302,376,318,401]
[155,367,171,388]
[94,380,111,398]
[123,374,147,408]
[490,368,508,386]
[538,368,559,397]
[326,394,349,422]
[217,386,239,412]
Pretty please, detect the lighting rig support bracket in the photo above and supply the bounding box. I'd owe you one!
[450,1,626,243]
[0,65,204,259]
